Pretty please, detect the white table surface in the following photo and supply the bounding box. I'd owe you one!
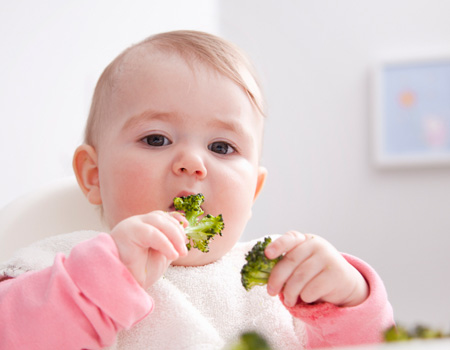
[318,339,450,349]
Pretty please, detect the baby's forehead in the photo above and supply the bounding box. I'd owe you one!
[108,46,258,114]
[86,32,265,150]
[111,43,261,105]
[113,46,212,85]
[106,48,192,101]
[97,45,264,147]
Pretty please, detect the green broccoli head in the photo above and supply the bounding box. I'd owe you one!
[231,331,272,350]
[383,324,446,342]
[173,193,224,253]
[241,237,282,291]
[413,325,444,339]
[384,325,411,342]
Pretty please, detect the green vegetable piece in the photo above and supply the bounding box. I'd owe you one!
[231,331,272,350]
[383,324,449,342]
[414,325,444,339]
[384,325,410,342]
[173,193,224,253]
[241,237,282,291]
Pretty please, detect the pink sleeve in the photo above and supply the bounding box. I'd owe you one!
[0,233,153,350]
[280,254,394,349]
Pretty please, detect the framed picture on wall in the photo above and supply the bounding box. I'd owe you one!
[372,53,450,167]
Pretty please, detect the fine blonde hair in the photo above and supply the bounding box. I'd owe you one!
[84,30,264,146]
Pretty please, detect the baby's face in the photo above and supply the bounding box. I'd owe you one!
[95,51,266,266]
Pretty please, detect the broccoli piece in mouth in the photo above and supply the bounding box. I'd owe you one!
[241,237,282,291]
[173,193,224,253]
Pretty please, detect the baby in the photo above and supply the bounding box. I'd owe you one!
[0,31,394,349]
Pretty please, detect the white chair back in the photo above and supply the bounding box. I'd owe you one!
[0,177,107,262]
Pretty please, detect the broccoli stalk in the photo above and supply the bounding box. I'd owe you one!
[241,237,282,291]
[173,193,224,253]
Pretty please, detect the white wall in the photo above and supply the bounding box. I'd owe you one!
[219,1,450,329]
[0,0,218,208]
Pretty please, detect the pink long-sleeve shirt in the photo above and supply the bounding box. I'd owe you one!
[0,233,394,349]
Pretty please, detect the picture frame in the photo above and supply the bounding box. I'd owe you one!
[372,52,450,167]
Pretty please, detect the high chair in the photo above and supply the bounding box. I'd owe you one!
[0,177,107,262]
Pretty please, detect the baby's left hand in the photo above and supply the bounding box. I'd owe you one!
[265,231,369,308]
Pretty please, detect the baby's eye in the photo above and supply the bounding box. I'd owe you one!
[142,134,171,147]
[208,141,236,155]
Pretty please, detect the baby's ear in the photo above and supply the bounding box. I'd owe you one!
[73,145,102,205]
[253,166,267,202]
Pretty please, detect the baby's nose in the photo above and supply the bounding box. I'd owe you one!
[172,152,207,179]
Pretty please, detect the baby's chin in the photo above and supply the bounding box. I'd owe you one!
[171,248,223,267]
[171,239,229,267]
[172,232,241,267]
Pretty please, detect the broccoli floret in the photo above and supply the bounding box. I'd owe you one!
[414,325,444,339]
[173,193,224,253]
[230,331,272,350]
[383,324,448,342]
[241,237,282,291]
[383,324,450,342]
[384,325,410,342]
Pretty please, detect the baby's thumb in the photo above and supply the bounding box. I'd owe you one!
[143,251,170,289]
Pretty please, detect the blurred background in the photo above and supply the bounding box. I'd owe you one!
[1,0,449,331]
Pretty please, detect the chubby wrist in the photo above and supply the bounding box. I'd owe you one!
[338,276,369,307]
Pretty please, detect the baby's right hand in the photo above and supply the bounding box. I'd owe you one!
[110,211,188,289]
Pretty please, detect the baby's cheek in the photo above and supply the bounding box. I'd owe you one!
[103,167,157,225]
[221,195,254,239]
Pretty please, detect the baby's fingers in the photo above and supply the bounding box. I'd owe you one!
[265,231,306,260]
[141,211,188,256]
[130,223,180,261]
[266,240,314,297]
[296,270,337,305]
[281,257,325,306]
[143,250,170,288]
[168,211,189,229]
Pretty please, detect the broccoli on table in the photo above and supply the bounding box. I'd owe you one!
[230,331,272,350]
[383,325,410,342]
[241,237,282,291]
[173,193,224,253]
[383,324,448,342]
[414,325,445,339]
